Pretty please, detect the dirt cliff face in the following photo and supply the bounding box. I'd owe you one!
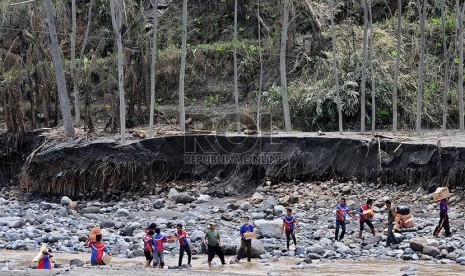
[18,134,465,199]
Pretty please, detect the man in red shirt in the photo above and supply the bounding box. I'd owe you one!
[358,199,375,239]
[174,224,191,268]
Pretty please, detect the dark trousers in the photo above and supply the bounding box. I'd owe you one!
[207,245,225,264]
[178,245,191,267]
[386,223,399,245]
[236,239,252,261]
[285,230,296,249]
[433,211,451,236]
[335,220,346,241]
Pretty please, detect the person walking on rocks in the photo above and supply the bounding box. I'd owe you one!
[174,224,192,268]
[235,217,254,262]
[143,230,155,267]
[204,222,226,267]
[280,208,297,250]
[153,228,168,268]
[433,198,451,237]
[385,200,399,246]
[335,198,355,242]
[358,199,375,239]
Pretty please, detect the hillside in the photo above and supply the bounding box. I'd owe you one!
[0,0,463,133]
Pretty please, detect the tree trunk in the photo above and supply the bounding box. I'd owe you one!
[178,0,187,132]
[392,0,401,133]
[331,0,342,134]
[280,0,292,132]
[234,0,240,133]
[441,0,449,135]
[360,0,368,132]
[257,0,263,133]
[110,0,126,144]
[43,0,75,137]
[149,0,159,138]
[368,0,376,133]
[457,0,465,131]
[415,0,426,136]
[71,0,80,126]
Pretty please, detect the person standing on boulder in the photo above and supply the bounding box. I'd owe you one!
[280,208,297,250]
[385,200,399,246]
[358,199,375,239]
[174,224,192,268]
[235,217,254,262]
[204,222,226,267]
[433,198,451,237]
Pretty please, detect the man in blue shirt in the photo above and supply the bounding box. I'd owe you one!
[433,198,451,237]
[235,217,254,262]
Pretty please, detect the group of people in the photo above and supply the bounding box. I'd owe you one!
[35,198,450,270]
[334,197,451,247]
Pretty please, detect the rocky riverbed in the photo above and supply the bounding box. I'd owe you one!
[1,180,465,275]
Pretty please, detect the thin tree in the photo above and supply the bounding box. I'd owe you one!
[43,0,75,137]
[233,0,240,133]
[392,0,401,133]
[71,0,80,126]
[360,0,369,132]
[257,0,263,133]
[441,0,450,135]
[368,0,376,133]
[280,0,292,132]
[178,0,187,132]
[110,0,126,144]
[415,0,427,136]
[149,0,159,138]
[457,0,465,131]
[330,0,342,133]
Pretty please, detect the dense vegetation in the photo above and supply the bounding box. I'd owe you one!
[0,0,464,134]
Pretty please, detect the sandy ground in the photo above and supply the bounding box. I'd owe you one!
[0,250,464,276]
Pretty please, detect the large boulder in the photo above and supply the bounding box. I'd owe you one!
[306,245,326,255]
[0,217,25,228]
[153,199,165,209]
[79,206,100,214]
[60,196,72,206]
[195,195,211,204]
[175,193,195,204]
[423,246,441,258]
[236,239,266,258]
[251,193,264,204]
[263,196,278,210]
[273,205,286,216]
[410,238,427,252]
[254,219,283,238]
[190,230,205,242]
[100,220,115,228]
[222,243,237,255]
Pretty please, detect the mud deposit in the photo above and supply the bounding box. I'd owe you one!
[20,133,465,198]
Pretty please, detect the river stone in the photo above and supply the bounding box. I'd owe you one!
[100,220,115,228]
[274,205,286,216]
[222,244,237,255]
[423,246,441,257]
[410,238,427,252]
[236,239,266,258]
[60,196,72,206]
[79,206,100,214]
[195,194,210,204]
[251,193,264,204]
[342,186,352,194]
[264,196,278,210]
[190,230,205,242]
[153,199,165,209]
[306,245,325,255]
[362,235,382,246]
[0,217,25,228]
[6,232,19,241]
[175,193,195,204]
[116,208,130,216]
[255,219,282,238]
[426,239,439,247]
[70,259,84,267]
[168,188,179,198]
